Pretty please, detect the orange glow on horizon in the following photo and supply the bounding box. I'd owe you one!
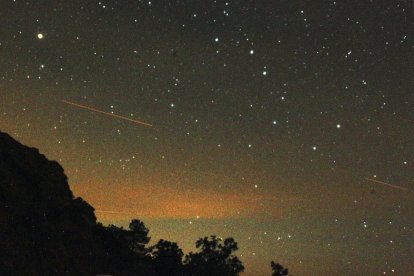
[71,179,298,222]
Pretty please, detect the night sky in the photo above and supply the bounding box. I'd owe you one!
[1,0,413,275]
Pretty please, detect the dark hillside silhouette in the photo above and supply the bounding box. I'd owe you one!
[0,131,153,275]
[0,131,288,275]
[0,131,103,275]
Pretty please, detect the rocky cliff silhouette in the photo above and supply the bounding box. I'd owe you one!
[0,131,145,275]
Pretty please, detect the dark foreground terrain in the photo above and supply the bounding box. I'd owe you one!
[0,131,288,276]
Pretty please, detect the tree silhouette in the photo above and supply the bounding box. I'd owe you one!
[151,239,184,276]
[126,219,151,254]
[184,235,244,276]
[271,261,289,276]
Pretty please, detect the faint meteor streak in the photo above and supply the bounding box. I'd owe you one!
[62,100,153,128]
[95,210,137,215]
[364,178,413,193]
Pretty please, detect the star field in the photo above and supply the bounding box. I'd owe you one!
[1,0,413,275]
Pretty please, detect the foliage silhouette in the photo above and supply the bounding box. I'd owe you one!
[127,219,151,254]
[271,261,290,276]
[151,239,184,276]
[184,235,244,276]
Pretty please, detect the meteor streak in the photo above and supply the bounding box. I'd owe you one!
[364,178,413,193]
[95,210,136,215]
[62,100,153,128]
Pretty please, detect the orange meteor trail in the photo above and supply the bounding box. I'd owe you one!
[62,100,153,128]
[364,178,413,193]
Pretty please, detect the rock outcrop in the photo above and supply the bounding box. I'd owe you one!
[0,131,103,275]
